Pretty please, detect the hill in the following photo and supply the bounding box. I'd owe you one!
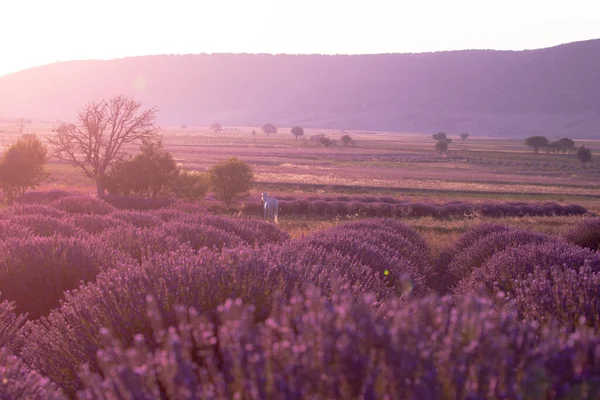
[1,39,599,138]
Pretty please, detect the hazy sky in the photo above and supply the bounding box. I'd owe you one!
[1,0,599,76]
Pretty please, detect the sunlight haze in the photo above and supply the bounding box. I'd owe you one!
[1,0,599,77]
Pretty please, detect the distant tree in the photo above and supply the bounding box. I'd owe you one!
[209,157,254,207]
[576,146,592,164]
[251,130,256,137]
[435,140,449,155]
[557,137,575,154]
[432,131,451,154]
[48,95,159,197]
[261,123,277,136]
[181,124,187,130]
[460,133,470,141]
[341,134,354,147]
[105,140,178,199]
[319,136,334,148]
[524,136,549,154]
[0,134,49,204]
[210,123,223,134]
[291,126,304,140]
[169,170,210,201]
[432,132,447,142]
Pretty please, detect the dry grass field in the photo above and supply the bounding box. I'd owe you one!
[1,122,598,253]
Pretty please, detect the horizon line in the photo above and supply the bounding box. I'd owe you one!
[2,37,598,78]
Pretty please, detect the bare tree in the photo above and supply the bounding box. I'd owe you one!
[48,95,159,197]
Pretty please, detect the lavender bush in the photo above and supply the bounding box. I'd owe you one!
[301,230,429,296]
[189,214,290,246]
[513,264,600,330]
[446,230,554,290]
[0,348,66,400]
[14,189,72,205]
[5,203,67,219]
[0,296,27,351]
[564,217,600,251]
[339,219,430,254]
[99,226,182,263]
[432,223,512,293]
[76,291,600,399]
[454,241,600,301]
[103,194,175,210]
[222,218,290,246]
[260,241,397,302]
[109,210,164,229]
[335,226,431,276]
[68,214,131,235]
[8,215,84,238]
[51,196,116,215]
[409,203,440,217]
[20,247,304,394]
[0,236,132,318]
[0,220,32,241]
[168,201,208,214]
[158,221,243,251]
[152,208,190,222]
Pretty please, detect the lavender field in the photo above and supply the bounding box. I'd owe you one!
[0,194,599,399]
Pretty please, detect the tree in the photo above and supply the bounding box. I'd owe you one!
[433,132,451,154]
[524,136,549,154]
[181,124,187,130]
[135,140,178,198]
[432,132,447,142]
[291,126,304,140]
[460,133,470,141]
[105,140,178,199]
[435,140,449,155]
[48,95,159,197]
[0,134,49,204]
[557,138,575,154]
[208,157,254,207]
[341,134,354,147]
[133,140,179,198]
[104,158,137,196]
[261,123,277,136]
[210,123,223,134]
[169,170,210,201]
[576,146,592,164]
[319,136,333,148]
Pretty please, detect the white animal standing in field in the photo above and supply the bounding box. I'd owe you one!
[261,192,279,224]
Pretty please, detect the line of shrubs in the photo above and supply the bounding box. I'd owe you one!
[243,197,588,218]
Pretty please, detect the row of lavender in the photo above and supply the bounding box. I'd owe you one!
[0,196,598,398]
[429,219,600,331]
[16,188,591,218]
[243,197,588,218]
